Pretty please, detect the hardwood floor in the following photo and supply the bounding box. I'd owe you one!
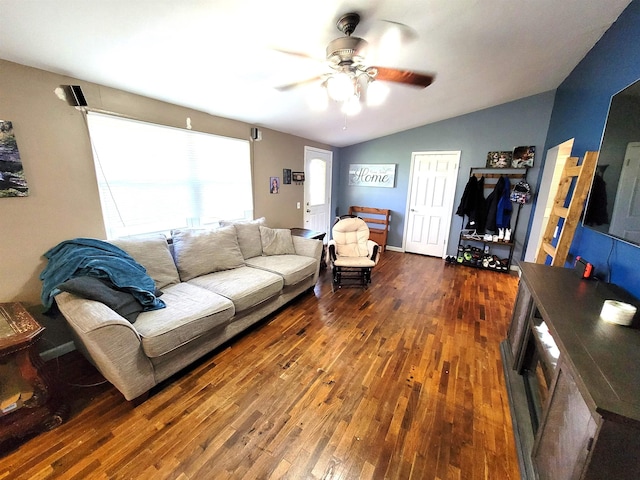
[0,251,521,479]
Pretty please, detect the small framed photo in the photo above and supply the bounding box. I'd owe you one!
[512,146,535,168]
[269,176,280,194]
[486,151,512,168]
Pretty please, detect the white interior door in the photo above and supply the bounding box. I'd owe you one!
[404,151,460,257]
[610,142,640,243]
[304,146,332,237]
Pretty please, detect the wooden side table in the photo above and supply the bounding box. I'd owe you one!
[0,303,66,453]
[290,228,327,270]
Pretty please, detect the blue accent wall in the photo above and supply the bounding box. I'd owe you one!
[542,0,640,298]
[336,91,555,263]
[335,1,640,300]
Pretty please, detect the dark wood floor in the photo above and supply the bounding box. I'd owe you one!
[0,251,521,479]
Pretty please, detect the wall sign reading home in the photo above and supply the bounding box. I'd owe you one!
[348,164,396,188]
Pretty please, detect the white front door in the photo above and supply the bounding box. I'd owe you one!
[404,151,460,257]
[610,141,640,243]
[304,146,332,238]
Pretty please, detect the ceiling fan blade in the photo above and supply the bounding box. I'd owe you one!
[275,75,326,92]
[272,48,320,62]
[372,67,434,88]
[378,20,419,43]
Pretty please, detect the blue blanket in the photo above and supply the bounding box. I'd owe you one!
[40,238,165,312]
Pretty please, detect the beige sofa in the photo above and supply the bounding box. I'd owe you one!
[54,222,323,401]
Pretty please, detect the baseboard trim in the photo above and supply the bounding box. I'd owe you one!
[385,245,403,253]
[40,341,75,362]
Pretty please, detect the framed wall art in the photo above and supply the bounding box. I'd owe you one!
[0,120,29,197]
[486,151,512,168]
[348,164,396,188]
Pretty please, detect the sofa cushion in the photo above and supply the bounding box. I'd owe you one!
[245,255,317,286]
[134,282,235,358]
[232,218,266,259]
[110,234,180,290]
[259,226,296,256]
[188,266,283,312]
[172,225,245,281]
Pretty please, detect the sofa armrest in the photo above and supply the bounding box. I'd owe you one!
[55,292,156,401]
[292,236,323,281]
[292,235,322,258]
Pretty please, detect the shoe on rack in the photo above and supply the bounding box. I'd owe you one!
[504,228,511,243]
[498,228,504,241]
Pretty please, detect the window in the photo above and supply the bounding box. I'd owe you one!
[86,112,252,238]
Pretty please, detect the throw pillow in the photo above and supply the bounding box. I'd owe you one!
[110,233,180,290]
[233,217,266,259]
[57,276,144,323]
[259,226,296,256]
[172,225,244,281]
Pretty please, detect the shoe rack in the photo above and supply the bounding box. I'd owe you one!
[453,167,528,273]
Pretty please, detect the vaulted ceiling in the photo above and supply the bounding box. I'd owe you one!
[0,0,632,146]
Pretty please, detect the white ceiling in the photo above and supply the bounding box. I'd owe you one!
[0,0,632,147]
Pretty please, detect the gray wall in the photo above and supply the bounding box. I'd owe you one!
[336,90,556,261]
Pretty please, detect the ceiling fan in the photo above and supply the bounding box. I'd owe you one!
[275,12,435,100]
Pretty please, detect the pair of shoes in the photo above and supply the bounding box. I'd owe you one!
[496,228,512,242]
[484,256,509,271]
[444,255,456,264]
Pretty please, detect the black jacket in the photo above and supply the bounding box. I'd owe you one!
[456,176,486,232]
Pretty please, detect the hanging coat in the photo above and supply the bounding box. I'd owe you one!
[455,175,486,232]
[485,176,511,232]
[496,176,512,229]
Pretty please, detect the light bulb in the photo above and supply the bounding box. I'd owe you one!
[366,80,389,106]
[326,73,353,102]
[342,94,362,116]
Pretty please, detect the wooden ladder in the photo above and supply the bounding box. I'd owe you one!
[535,151,599,266]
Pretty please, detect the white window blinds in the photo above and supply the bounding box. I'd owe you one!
[86,112,252,238]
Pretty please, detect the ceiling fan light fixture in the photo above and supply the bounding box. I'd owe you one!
[326,72,354,102]
[366,80,389,107]
[341,93,362,116]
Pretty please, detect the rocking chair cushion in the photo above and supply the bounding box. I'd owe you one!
[333,257,376,267]
[332,217,371,257]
